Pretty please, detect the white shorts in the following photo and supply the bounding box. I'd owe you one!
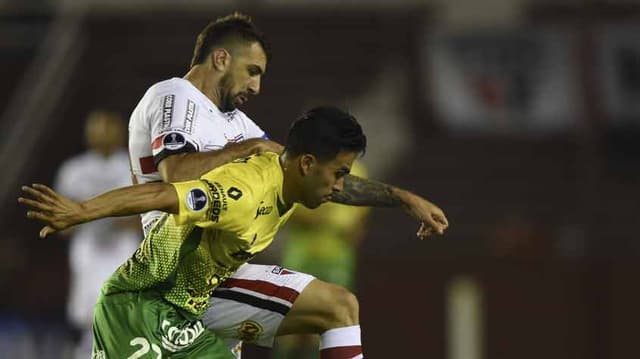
[202,263,315,351]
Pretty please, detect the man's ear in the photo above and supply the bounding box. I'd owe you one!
[210,48,231,71]
[299,154,316,176]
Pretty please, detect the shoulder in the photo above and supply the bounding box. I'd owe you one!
[229,110,266,139]
[201,153,275,202]
[227,153,275,182]
[54,152,93,191]
[112,149,130,162]
[231,109,253,122]
[146,78,194,97]
[136,78,197,109]
[58,152,92,175]
[230,110,259,128]
[110,150,134,172]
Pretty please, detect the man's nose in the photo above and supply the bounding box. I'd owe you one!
[248,77,260,95]
[332,177,345,192]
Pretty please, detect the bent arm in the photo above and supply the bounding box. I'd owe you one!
[330,175,404,207]
[158,139,283,182]
[330,175,449,237]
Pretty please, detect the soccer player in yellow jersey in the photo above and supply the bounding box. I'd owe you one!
[21,107,447,358]
[122,12,448,358]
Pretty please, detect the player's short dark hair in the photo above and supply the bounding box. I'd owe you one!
[285,106,367,161]
[190,12,270,68]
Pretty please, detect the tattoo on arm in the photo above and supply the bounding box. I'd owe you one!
[329,175,403,207]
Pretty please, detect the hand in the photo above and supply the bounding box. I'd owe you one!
[18,184,86,239]
[245,138,284,155]
[398,191,449,240]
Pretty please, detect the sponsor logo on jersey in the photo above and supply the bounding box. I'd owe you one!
[184,99,196,133]
[160,319,205,352]
[228,187,243,200]
[205,181,228,223]
[186,188,207,211]
[91,349,106,359]
[271,265,295,275]
[163,132,187,151]
[237,320,263,343]
[162,94,175,129]
[254,201,273,219]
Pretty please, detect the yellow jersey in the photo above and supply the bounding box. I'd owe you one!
[102,152,296,317]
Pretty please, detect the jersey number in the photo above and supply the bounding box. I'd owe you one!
[128,337,162,359]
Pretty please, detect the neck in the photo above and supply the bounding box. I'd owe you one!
[183,65,223,109]
[279,153,298,206]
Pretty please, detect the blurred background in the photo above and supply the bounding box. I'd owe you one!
[1,0,639,358]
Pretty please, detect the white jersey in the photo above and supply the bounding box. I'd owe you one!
[128,77,267,234]
[54,149,141,328]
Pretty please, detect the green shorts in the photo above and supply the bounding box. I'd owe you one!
[92,290,233,358]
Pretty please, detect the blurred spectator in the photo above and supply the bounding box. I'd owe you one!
[273,161,370,359]
[53,110,140,358]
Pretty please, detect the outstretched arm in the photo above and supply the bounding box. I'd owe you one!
[19,183,178,238]
[330,175,449,238]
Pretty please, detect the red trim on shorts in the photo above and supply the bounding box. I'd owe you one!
[139,156,156,174]
[220,279,300,304]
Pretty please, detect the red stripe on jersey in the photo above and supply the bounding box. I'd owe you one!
[139,156,157,174]
[320,346,363,359]
[151,135,163,150]
[220,278,300,304]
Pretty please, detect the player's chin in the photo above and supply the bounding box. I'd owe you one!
[220,99,238,112]
[302,198,323,209]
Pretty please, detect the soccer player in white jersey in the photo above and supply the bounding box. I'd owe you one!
[54,111,140,358]
[128,13,449,358]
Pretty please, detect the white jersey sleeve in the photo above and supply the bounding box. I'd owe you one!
[148,87,203,167]
[130,79,211,182]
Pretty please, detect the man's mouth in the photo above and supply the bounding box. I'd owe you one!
[235,94,248,105]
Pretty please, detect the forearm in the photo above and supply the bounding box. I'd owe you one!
[80,183,178,223]
[159,141,258,182]
[329,174,407,207]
